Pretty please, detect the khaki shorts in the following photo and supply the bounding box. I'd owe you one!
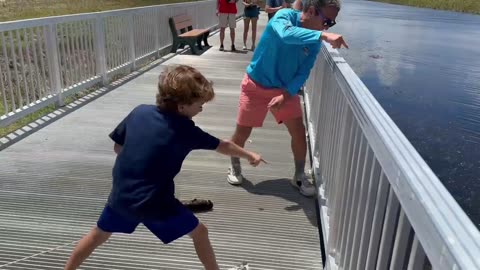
[219,13,236,29]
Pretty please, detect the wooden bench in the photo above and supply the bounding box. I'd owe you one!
[169,14,210,55]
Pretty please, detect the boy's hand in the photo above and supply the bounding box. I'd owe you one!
[321,32,349,49]
[248,152,267,167]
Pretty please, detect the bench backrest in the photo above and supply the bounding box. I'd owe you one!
[169,14,194,36]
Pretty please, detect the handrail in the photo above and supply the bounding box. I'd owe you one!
[0,0,234,127]
[304,43,480,270]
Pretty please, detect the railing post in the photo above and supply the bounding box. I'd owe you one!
[94,17,108,85]
[128,13,136,71]
[153,9,161,58]
[44,24,63,107]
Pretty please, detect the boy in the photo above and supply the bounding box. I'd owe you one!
[64,65,265,270]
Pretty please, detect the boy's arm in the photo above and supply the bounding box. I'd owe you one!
[216,140,265,166]
[109,113,130,154]
[114,143,123,155]
[191,126,265,166]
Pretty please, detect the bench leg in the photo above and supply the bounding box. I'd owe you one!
[196,37,203,51]
[188,40,199,55]
[203,32,210,47]
[171,40,179,53]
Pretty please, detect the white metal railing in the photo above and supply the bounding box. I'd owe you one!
[304,44,480,270]
[0,0,231,127]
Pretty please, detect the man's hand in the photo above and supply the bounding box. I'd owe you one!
[248,152,267,167]
[321,32,349,49]
[268,94,286,112]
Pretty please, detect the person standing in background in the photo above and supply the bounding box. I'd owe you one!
[217,0,239,51]
[242,0,260,50]
[265,0,288,21]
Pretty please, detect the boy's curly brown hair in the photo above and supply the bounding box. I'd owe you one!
[156,65,214,112]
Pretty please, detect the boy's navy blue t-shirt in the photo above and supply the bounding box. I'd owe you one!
[107,104,220,220]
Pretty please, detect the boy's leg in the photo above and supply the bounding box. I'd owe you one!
[64,205,139,270]
[144,204,219,270]
[190,223,220,270]
[64,227,111,270]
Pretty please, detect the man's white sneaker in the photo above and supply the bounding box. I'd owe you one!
[227,167,244,185]
[291,174,316,197]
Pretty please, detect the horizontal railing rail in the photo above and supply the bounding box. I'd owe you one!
[0,0,236,127]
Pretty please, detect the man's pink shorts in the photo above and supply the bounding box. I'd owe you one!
[237,74,302,127]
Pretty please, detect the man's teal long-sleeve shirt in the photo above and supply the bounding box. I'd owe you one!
[246,9,323,96]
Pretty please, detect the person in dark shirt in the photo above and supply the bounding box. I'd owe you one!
[64,65,265,270]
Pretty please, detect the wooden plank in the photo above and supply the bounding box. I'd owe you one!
[173,14,191,24]
[179,28,208,37]
[175,20,193,31]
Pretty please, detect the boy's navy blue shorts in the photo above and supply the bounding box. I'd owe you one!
[97,205,199,244]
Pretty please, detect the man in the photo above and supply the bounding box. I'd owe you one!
[217,0,239,51]
[227,0,348,197]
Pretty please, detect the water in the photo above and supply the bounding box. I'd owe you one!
[333,0,480,227]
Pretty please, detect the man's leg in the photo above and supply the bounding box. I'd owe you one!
[228,124,253,184]
[271,94,315,197]
[284,117,307,173]
[283,117,315,196]
[64,227,111,270]
[228,75,269,185]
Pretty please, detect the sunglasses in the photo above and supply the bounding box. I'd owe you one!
[323,18,336,28]
[316,9,336,28]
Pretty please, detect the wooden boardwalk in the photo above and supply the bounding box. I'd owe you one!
[0,14,322,270]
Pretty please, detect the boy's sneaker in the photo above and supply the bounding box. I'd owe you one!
[220,44,224,51]
[231,44,236,51]
[242,45,247,50]
[227,261,250,270]
[227,167,244,185]
[291,173,316,197]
